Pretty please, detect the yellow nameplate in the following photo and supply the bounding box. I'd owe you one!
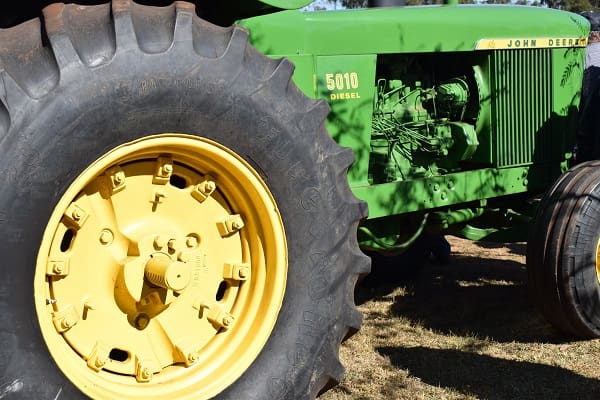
[476,37,588,50]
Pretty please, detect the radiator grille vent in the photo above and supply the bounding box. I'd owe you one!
[491,49,552,167]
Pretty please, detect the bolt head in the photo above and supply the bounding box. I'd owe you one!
[71,209,82,221]
[163,164,173,174]
[114,172,125,184]
[205,180,216,192]
[95,358,106,368]
[134,313,150,330]
[53,263,63,274]
[187,352,199,364]
[62,317,74,329]
[186,236,198,248]
[141,368,151,379]
[222,316,232,327]
[99,229,113,245]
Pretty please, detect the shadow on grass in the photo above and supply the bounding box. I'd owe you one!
[358,242,564,343]
[378,346,600,400]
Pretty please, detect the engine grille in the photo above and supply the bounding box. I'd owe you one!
[490,49,552,167]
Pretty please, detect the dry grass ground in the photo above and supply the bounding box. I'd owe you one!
[322,237,600,400]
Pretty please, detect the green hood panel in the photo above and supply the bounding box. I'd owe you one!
[257,0,313,9]
[240,5,589,55]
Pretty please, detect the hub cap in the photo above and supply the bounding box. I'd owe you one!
[35,134,287,399]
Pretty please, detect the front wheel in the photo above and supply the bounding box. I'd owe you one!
[0,1,369,398]
[527,161,600,338]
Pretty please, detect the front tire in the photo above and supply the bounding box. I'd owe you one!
[527,161,600,338]
[0,1,369,398]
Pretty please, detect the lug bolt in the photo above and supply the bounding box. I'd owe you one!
[186,236,198,248]
[163,164,173,174]
[71,209,82,221]
[95,358,106,368]
[187,352,199,364]
[114,172,125,184]
[140,368,151,380]
[134,313,150,330]
[99,229,113,245]
[205,180,216,192]
[61,316,74,330]
[222,316,232,327]
[238,268,248,279]
[231,221,241,230]
[53,263,63,274]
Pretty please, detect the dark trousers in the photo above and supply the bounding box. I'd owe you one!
[577,66,600,162]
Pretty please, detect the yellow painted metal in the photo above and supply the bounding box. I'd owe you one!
[34,134,287,399]
[597,239,600,285]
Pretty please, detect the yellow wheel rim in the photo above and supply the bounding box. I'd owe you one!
[597,238,600,285]
[35,134,287,399]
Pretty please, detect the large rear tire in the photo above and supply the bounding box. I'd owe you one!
[0,2,369,398]
[527,161,600,338]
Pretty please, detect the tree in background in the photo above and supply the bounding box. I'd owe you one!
[342,0,368,7]
[542,0,597,11]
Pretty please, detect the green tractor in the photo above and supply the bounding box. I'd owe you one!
[0,0,596,398]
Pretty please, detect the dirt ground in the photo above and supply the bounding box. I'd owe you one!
[321,236,600,400]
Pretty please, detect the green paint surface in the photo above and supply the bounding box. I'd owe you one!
[241,5,588,245]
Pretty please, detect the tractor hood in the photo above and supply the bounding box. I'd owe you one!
[203,0,312,26]
[239,5,590,55]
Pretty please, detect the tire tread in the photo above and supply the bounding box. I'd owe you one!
[528,161,600,338]
[0,18,59,98]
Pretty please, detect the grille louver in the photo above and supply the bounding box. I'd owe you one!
[491,49,552,167]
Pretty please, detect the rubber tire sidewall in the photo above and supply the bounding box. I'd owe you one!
[561,179,600,335]
[527,161,600,338]
[0,46,350,399]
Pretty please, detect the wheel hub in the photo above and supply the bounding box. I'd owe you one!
[34,135,287,399]
[144,253,191,292]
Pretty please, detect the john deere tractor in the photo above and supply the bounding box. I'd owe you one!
[0,0,595,399]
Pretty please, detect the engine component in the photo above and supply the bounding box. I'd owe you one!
[370,75,479,183]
